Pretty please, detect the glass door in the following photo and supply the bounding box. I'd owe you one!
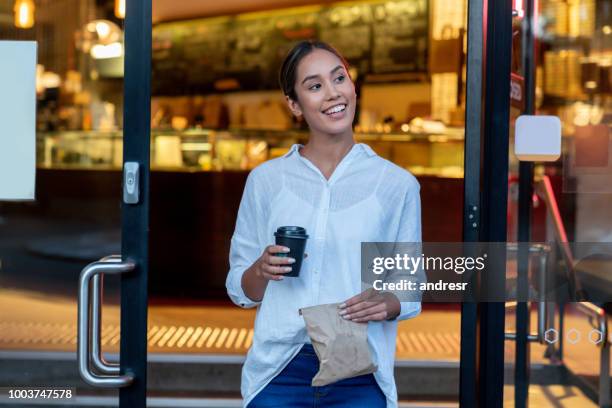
[505,0,611,407]
[0,0,150,407]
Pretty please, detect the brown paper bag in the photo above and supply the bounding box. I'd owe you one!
[300,303,377,386]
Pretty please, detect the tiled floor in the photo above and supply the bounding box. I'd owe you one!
[0,287,607,373]
[1,288,609,407]
[0,288,462,358]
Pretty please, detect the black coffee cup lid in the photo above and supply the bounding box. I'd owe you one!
[274,226,308,238]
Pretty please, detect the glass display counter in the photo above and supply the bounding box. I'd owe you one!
[37,127,465,178]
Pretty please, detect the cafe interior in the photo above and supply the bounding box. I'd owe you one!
[0,0,611,405]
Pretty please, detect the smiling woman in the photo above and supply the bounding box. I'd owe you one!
[226,40,423,408]
[275,41,361,181]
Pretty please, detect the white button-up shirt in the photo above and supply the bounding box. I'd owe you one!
[226,143,422,407]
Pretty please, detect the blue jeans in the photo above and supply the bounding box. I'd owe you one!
[247,344,386,408]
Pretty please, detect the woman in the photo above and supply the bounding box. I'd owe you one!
[226,40,422,408]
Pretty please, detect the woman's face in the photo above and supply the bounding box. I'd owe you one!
[287,48,357,136]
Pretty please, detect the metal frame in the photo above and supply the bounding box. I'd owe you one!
[479,0,513,404]
[460,0,513,406]
[120,0,152,406]
[460,0,484,405]
[515,0,537,406]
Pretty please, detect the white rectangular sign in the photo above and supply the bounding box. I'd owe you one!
[515,115,562,162]
[0,41,37,200]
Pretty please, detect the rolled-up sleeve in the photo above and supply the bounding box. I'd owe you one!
[395,178,423,321]
[226,170,263,309]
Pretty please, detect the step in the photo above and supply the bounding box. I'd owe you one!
[0,350,573,401]
[0,394,458,408]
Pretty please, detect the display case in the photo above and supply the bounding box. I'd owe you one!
[37,127,465,177]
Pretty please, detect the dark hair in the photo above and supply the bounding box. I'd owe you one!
[279,40,350,102]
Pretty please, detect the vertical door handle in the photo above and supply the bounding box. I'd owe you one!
[78,256,135,387]
[91,255,122,375]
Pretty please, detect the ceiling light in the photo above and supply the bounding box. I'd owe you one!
[14,0,35,29]
[115,0,125,19]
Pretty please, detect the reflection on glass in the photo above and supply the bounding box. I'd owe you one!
[506,1,611,406]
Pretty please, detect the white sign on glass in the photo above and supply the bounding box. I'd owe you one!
[515,115,562,162]
[0,41,37,200]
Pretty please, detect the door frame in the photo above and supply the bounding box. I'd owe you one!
[117,0,517,406]
[119,0,152,406]
[461,0,514,407]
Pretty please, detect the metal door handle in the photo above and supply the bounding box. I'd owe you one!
[504,243,550,343]
[91,255,122,375]
[78,255,135,387]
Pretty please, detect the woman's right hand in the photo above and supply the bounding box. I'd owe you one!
[255,245,295,281]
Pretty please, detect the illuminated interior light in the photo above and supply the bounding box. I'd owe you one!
[91,42,123,59]
[35,64,45,93]
[115,0,126,19]
[13,0,35,29]
[95,21,111,40]
[181,143,212,151]
[41,71,61,89]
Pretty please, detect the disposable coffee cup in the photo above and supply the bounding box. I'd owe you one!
[274,226,308,277]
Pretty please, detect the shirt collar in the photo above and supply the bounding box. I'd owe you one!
[359,143,376,157]
[282,143,302,158]
[282,142,376,158]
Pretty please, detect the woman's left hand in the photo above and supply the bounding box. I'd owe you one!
[338,288,401,322]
